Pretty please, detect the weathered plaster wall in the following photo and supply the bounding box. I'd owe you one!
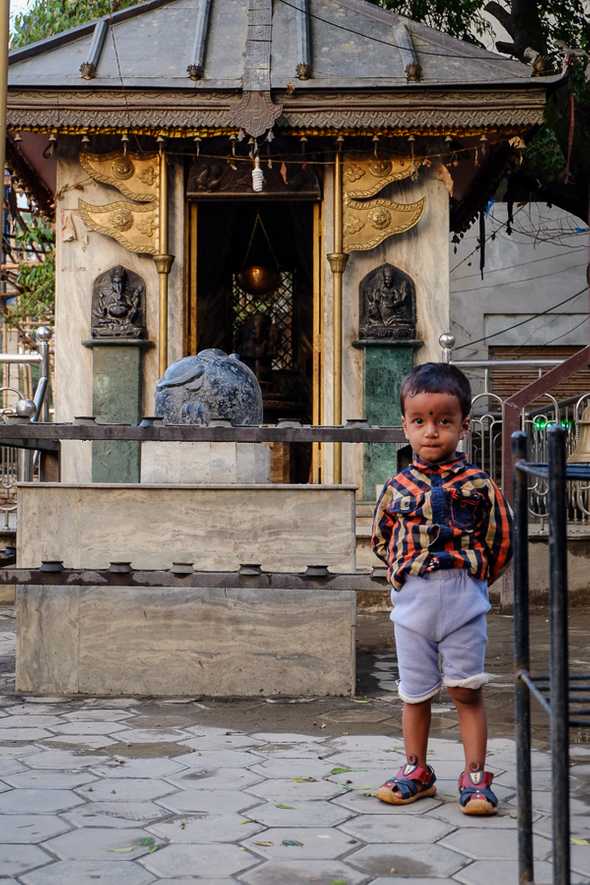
[322,168,450,490]
[54,149,185,482]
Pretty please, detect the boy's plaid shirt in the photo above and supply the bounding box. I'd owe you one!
[371,452,512,591]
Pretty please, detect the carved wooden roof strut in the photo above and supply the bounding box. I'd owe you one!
[79,19,108,80]
[227,0,283,139]
[187,0,212,81]
[395,24,421,83]
[295,0,312,80]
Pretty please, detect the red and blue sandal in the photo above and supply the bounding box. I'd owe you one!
[458,769,498,816]
[375,758,437,806]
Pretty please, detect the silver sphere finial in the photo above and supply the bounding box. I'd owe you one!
[15,399,36,419]
[35,325,52,343]
[439,332,455,350]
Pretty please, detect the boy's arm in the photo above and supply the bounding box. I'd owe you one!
[482,479,513,584]
[371,482,395,565]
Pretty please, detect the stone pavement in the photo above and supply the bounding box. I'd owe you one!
[0,608,589,884]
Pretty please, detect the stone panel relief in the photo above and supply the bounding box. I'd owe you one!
[359,263,416,340]
[91,265,146,339]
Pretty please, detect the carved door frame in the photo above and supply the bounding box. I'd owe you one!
[184,198,324,482]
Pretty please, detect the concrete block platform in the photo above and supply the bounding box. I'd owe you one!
[16,585,356,697]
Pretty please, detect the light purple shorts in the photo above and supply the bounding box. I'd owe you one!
[391,569,491,704]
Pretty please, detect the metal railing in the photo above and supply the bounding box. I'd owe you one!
[0,326,52,529]
[441,333,590,528]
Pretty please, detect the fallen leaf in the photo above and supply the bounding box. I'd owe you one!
[572,837,590,845]
[282,839,303,847]
[330,766,353,775]
[291,776,317,783]
[254,840,274,847]
[274,802,295,810]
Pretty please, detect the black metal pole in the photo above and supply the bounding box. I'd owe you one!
[512,430,534,884]
[548,424,570,885]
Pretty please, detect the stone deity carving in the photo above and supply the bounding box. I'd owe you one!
[359,263,416,340]
[91,265,146,339]
[155,349,263,425]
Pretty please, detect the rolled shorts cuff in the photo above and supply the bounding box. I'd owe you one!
[443,672,490,690]
[399,681,442,704]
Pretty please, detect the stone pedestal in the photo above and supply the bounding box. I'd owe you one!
[141,441,271,483]
[16,585,356,697]
[83,338,152,483]
[354,338,421,500]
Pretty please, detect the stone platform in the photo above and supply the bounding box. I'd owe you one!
[17,483,356,572]
[16,586,356,698]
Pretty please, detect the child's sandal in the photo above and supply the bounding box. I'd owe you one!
[375,760,437,806]
[458,770,498,816]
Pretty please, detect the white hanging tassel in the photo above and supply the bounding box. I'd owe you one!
[252,155,264,192]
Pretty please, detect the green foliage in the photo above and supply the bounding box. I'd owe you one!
[11,0,138,49]
[6,217,55,328]
[377,0,491,43]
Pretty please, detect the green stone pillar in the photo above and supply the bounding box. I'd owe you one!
[356,339,421,501]
[82,338,152,483]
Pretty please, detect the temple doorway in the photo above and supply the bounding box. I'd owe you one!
[186,201,320,483]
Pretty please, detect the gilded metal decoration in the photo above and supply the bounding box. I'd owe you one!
[227,91,283,139]
[344,155,418,198]
[359,263,416,340]
[92,265,146,339]
[79,199,159,255]
[80,150,159,202]
[343,194,425,253]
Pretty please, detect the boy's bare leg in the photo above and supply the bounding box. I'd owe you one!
[402,698,432,767]
[447,686,487,769]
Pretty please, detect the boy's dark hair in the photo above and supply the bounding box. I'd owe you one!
[400,362,472,418]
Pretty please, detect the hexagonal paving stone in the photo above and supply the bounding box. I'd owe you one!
[0,758,25,777]
[326,751,404,768]
[347,843,467,878]
[0,844,52,877]
[453,860,557,884]
[0,745,36,759]
[45,827,162,861]
[63,710,134,721]
[182,732,264,750]
[77,778,176,802]
[0,716,65,729]
[64,801,171,828]
[166,767,262,791]
[0,788,85,814]
[251,733,324,744]
[332,791,443,816]
[157,788,258,815]
[21,860,155,885]
[0,815,72,843]
[507,790,590,816]
[249,759,339,780]
[117,729,186,743]
[534,813,590,841]
[370,879,459,884]
[175,747,259,767]
[242,826,357,860]
[92,758,186,779]
[441,828,552,862]
[327,766,397,791]
[1,703,64,716]
[0,727,53,740]
[240,859,367,884]
[43,735,119,750]
[21,749,109,769]
[428,802,523,829]
[247,800,351,828]
[246,777,346,802]
[147,880,236,885]
[139,843,259,878]
[340,813,453,843]
[149,812,264,842]
[2,770,98,790]
[326,735,403,753]
[48,721,130,736]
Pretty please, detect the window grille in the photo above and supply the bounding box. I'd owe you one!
[231,270,295,371]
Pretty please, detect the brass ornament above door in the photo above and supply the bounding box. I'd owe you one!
[80,151,159,203]
[342,155,425,253]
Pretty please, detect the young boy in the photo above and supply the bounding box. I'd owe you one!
[371,362,512,815]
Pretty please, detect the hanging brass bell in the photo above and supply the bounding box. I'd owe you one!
[237,264,281,296]
[570,404,590,463]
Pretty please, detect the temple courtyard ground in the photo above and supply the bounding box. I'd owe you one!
[0,605,589,884]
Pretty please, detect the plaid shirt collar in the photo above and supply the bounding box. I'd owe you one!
[412,451,467,477]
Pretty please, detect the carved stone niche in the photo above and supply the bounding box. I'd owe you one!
[91,265,146,339]
[359,263,416,340]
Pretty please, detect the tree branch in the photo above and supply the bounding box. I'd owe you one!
[484,2,513,37]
